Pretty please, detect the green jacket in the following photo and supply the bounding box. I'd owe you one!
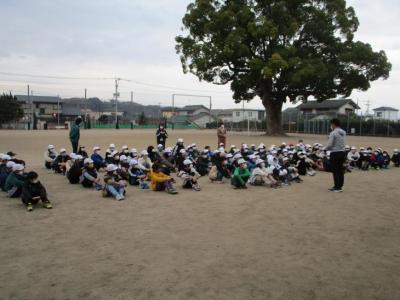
[5,173,25,191]
[233,167,250,185]
[69,124,80,143]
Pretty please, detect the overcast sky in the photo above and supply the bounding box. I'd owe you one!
[0,0,398,112]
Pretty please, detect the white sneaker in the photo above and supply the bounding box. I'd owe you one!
[116,195,124,201]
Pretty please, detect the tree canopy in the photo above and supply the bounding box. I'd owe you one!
[176,0,392,134]
[0,93,24,126]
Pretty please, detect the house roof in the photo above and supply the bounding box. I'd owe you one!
[177,105,209,112]
[297,99,360,110]
[191,112,212,120]
[373,106,399,112]
[16,95,63,104]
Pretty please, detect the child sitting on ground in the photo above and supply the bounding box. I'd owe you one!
[231,159,250,189]
[52,148,70,174]
[178,159,201,191]
[0,157,13,191]
[44,145,57,169]
[21,171,52,212]
[5,164,26,198]
[80,158,102,190]
[103,164,127,201]
[66,154,83,184]
[128,159,149,189]
[149,163,178,194]
[91,146,106,170]
[249,159,278,188]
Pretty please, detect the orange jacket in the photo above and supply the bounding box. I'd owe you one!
[149,170,171,191]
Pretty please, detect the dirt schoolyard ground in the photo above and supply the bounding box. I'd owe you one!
[0,129,399,300]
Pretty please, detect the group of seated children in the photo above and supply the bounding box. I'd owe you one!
[44,140,400,197]
[1,152,52,212]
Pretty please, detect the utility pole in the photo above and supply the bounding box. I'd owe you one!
[131,91,133,104]
[57,95,60,126]
[114,79,120,129]
[84,88,87,128]
[27,85,32,130]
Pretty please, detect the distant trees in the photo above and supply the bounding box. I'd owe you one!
[0,93,24,127]
[138,112,147,125]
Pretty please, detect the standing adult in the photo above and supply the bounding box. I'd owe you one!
[326,118,346,192]
[156,124,168,149]
[217,123,227,148]
[69,116,82,154]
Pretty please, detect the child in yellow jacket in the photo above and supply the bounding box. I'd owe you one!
[149,163,178,194]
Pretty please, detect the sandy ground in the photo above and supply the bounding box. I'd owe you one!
[0,129,400,300]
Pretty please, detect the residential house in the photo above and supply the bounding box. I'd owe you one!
[296,99,360,116]
[373,107,399,121]
[232,109,266,123]
[176,105,210,116]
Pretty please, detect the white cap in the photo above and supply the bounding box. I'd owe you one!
[48,144,55,150]
[106,164,118,172]
[219,143,225,146]
[233,153,242,160]
[282,157,289,161]
[226,153,233,158]
[157,144,163,148]
[93,146,100,151]
[111,150,119,157]
[84,158,93,164]
[12,164,24,171]
[120,155,128,162]
[1,154,10,160]
[0,154,4,159]
[238,159,246,165]
[394,149,399,152]
[60,148,66,153]
[141,150,148,156]
[218,147,225,152]
[164,147,172,153]
[70,153,77,159]
[351,146,357,150]
[256,159,264,165]
[248,154,256,160]
[6,161,15,168]
[122,145,128,150]
[242,144,249,149]
[177,138,184,143]
[109,144,116,148]
[183,159,192,165]
[76,155,83,160]
[129,159,138,165]
[230,145,236,149]
[179,149,186,154]
[131,148,137,153]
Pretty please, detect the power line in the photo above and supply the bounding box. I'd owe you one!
[0,71,232,94]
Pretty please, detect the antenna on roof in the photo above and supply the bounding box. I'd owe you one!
[365,100,371,115]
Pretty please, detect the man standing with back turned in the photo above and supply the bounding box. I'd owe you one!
[326,118,346,193]
[69,116,82,154]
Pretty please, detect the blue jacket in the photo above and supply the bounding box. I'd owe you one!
[91,153,105,168]
[69,124,80,143]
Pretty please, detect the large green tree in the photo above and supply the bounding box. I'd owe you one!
[176,0,391,135]
[0,93,24,127]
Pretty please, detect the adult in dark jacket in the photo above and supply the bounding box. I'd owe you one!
[156,124,168,149]
[21,171,52,211]
[69,116,82,153]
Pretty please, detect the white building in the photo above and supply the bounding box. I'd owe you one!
[232,109,266,122]
[176,105,210,116]
[373,107,399,121]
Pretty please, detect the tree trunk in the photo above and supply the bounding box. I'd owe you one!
[262,98,284,135]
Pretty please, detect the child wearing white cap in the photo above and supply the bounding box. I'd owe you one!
[250,159,279,187]
[105,144,116,162]
[52,148,70,174]
[91,146,106,170]
[0,155,12,191]
[128,159,149,189]
[231,159,250,189]
[44,145,58,169]
[178,159,201,191]
[103,164,127,201]
[138,150,152,171]
[81,158,102,190]
[66,154,83,184]
[5,164,25,197]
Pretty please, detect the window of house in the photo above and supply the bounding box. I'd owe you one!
[236,112,240,117]
[376,112,382,117]
[35,103,40,109]
[248,112,253,117]
[40,108,45,114]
